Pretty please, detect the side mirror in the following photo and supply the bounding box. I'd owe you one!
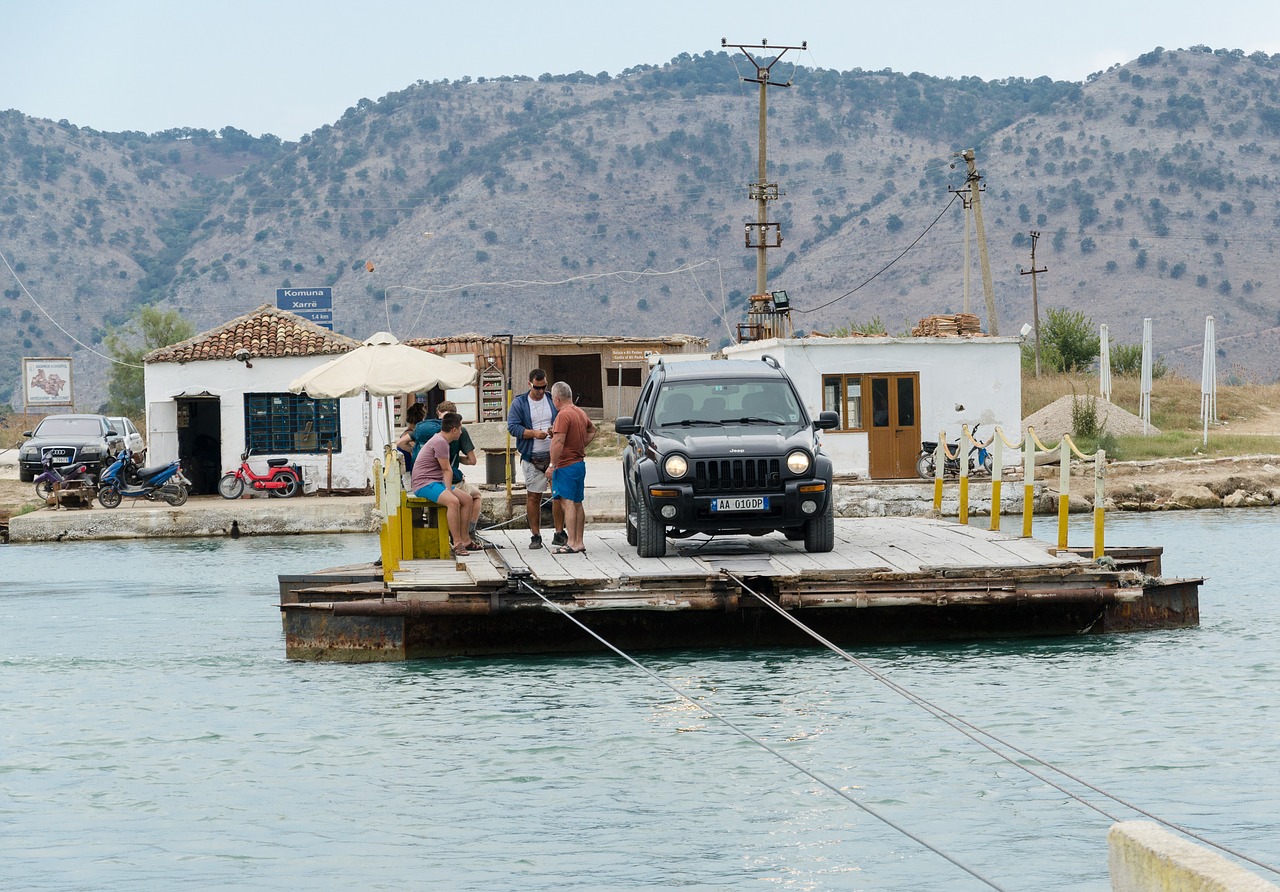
[615,416,638,436]
[813,411,840,431]
[22,430,34,438]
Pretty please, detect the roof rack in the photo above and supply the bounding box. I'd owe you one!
[760,354,781,369]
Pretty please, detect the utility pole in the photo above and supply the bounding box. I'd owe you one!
[1019,230,1047,377]
[952,149,998,335]
[723,38,805,340]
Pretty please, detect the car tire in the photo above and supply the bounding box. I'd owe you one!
[803,498,835,553]
[624,484,639,547]
[19,467,34,483]
[635,494,666,558]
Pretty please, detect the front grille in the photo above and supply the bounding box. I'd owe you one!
[42,446,75,463]
[694,458,780,493]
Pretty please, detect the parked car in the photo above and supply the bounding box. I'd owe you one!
[106,415,146,462]
[616,355,841,558]
[17,414,127,483]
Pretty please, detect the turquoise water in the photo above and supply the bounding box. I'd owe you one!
[1,512,1278,891]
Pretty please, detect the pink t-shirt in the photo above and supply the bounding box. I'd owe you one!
[410,433,451,490]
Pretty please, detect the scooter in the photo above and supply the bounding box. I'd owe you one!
[217,451,302,499]
[33,456,94,502]
[97,448,191,508]
[915,424,993,479]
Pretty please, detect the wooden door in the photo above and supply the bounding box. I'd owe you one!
[866,373,920,479]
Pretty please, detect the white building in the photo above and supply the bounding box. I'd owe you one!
[726,335,1022,478]
[143,306,392,494]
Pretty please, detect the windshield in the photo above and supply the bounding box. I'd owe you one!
[652,380,804,429]
[35,417,103,437]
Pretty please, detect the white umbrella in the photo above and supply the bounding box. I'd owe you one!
[1201,315,1216,446]
[1099,323,1111,403]
[290,332,478,458]
[288,331,476,398]
[1139,318,1153,436]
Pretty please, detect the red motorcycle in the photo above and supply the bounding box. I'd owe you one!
[217,452,302,499]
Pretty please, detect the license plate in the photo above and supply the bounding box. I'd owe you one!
[46,450,72,464]
[711,496,768,512]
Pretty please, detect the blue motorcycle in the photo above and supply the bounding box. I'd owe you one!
[97,448,191,508]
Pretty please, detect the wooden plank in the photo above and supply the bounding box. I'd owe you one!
[464,550,507,586]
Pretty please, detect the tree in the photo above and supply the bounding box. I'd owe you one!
[1041,307,1099,373]
[104,306,194,415]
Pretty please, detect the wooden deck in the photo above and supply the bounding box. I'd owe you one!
[280,519,1200,661]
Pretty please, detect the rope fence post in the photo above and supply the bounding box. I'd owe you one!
[933,433,945,512]
[990,432,1003,532]
[1093,448,1106,559]
[1022,427,1036,538]
[958,424,970,525]
[1057,437,1071,552]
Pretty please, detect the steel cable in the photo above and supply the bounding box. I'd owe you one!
[518,578,1011,891]
[721,570,1280,878]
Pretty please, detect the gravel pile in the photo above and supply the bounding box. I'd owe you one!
[1022,394,1159,441]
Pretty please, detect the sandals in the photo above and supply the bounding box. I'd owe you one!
[552,545,587,555]
[451,545,471,557]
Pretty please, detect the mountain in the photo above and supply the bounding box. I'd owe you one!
[4,44,1280,409]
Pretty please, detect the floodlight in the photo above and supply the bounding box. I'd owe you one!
[771,290,790,311]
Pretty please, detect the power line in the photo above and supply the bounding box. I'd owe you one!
[0,246,141,368]
[797,193,960,316]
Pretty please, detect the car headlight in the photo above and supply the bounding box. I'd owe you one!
[786,450,811,475]
[20,447,36,460]
[80,446,102,458]
[664,454,689,478]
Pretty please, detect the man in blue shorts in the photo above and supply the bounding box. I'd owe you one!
[547,381,597,554]
[409,413,472,556]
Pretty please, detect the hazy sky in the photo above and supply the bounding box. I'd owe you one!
[4,1,1279,141]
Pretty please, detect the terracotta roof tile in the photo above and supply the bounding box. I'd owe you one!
[145,305,361,364]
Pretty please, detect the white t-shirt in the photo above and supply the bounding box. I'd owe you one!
[529,394,553,455]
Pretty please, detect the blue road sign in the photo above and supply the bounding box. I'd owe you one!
[276,287,333,330]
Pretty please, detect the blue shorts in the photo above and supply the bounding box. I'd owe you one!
[415,482,446,502]
[551,460,586,503]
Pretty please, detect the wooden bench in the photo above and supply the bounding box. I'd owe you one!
[403,494,451,559]
[47,480,96,510]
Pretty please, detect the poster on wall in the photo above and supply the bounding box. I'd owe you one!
[22,357,73,409]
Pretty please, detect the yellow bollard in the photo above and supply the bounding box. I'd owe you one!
[1022,430,1035,538]
[1057,439,1071,552]
[932,433,944,511]
[1093,448,1106,559]
[990,434,1002,532]
[958,424,970,525]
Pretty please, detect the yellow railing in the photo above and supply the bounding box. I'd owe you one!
[374,446,405,582]
[930,424,1106,558]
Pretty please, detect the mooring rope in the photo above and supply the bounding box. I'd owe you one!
[721,570,1280,879]
[517,578,1010,892]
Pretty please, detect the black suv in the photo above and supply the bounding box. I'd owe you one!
[17,414,125,482]
[616,356,840,558]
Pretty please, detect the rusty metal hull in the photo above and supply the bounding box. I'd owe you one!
[280,523,1203,662]
[281,579,1201,662]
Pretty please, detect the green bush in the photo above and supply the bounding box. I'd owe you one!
[1041,307,1100,372]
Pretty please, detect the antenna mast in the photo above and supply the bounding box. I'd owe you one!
[724,37,805,342]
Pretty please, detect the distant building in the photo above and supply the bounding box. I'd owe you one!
[144,305,709,493]
[727,334,1022,478]
[143,305,372,494]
